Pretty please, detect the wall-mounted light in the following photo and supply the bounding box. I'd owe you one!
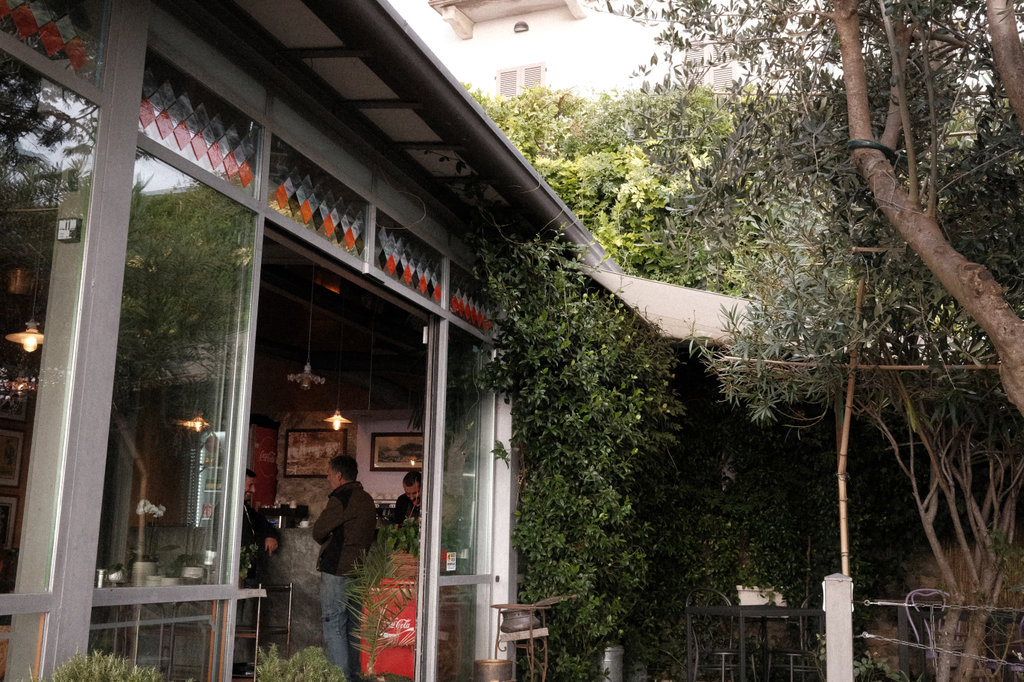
[514,21,529,33]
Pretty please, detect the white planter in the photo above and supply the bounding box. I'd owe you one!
[736,585,786,606]
[132,561,158,587]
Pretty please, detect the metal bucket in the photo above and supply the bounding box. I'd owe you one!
[474,659,514,682]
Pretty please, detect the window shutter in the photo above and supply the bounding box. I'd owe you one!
[495,63,546,97]
[497,68,519,98]
[523,63,545,90]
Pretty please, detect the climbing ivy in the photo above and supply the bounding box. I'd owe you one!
[475,232,683,682]
[471,234,919,682]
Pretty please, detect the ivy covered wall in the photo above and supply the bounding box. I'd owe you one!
[473,230,920,682]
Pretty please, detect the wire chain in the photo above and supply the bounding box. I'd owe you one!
[856,632,1017,668]
[860,600,1024,615]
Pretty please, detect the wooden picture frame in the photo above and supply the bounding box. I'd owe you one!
[370,433,424,471]
[0,496,16,549]
[0,430,23,487]
[285,429,347,477]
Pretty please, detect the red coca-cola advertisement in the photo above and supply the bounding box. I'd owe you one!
[251,425,278,508]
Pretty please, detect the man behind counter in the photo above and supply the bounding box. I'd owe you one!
[242,468,279,586]
[393,471,421,525]
[313,455,377,681]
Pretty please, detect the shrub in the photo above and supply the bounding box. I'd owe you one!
[40,651,181,682]
[256,645,346,682]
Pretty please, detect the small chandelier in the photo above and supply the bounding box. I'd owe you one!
[288,265,324,390]
[289,362,325,390]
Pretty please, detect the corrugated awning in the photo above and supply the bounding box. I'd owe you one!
[587,268,749,344]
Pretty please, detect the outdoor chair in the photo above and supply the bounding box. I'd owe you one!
[686,588,741,682]
[769,597,820,682]
[904,588,968,677]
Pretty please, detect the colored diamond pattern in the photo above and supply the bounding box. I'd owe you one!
[139,66,259,189]
[1,1,92,72]
[373,227,443,307]
[449,271,493,333]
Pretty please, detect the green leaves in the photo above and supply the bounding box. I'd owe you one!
[475,232,681,681]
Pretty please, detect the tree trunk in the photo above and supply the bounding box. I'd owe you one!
[987,0,1024,124]
[832,0,1024,418]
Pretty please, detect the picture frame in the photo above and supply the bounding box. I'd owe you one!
[0,430,23,487]
[0,496,16,549]
[285,429,347,477]
[370,433,424,471]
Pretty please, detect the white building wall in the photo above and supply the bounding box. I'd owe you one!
[390,0,667,93]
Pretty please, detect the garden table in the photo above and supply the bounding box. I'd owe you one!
[685,604,825,682]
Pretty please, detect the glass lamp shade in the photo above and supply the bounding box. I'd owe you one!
[287,362,325,390]
[324,410,351,430]
[6,320,44,352]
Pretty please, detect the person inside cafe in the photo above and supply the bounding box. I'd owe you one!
[393,471,421,525]
[313,455,377,681]
[242,468,279,586]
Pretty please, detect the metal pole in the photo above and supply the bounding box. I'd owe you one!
[837,277,866,577]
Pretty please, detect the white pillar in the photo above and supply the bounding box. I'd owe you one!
[824,573,854,682]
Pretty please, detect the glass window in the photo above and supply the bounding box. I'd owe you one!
[95,155,256,588]
[0,52,93,596]
[439,327,493,577]
[0,612,45,681]
[449,265,493,333]
[0,0,107,83]
[140,50,262,195]
[89,600,224,681]
[376,212,442,306]
[437,584,491,682]
[267,135,368,256]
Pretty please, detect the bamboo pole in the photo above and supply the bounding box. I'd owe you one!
[837,277,866,576]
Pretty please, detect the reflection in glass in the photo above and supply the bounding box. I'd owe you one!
[437,584,490,682]
[0,50,93,681]
[450,264,493,333]
[90,601,223,681]
[439,327,493,577]
[96,155,255,588]
[0,0,108,83]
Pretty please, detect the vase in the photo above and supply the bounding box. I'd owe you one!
[133,561,158,587]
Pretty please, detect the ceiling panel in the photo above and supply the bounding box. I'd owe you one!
[235,0,342,48]
[361,109,442,143]
[310,58,398,100]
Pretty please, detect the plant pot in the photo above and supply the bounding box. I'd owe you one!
[736,585,786,606]
[132,561,158,587]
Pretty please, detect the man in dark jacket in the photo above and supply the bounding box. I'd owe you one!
[312,455,377,680]
[242,468,279,587]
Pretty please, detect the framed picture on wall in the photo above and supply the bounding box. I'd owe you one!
[370,433,423,471]
[0,430,23,487]
[285,429,347,477]
[0,496,16,549]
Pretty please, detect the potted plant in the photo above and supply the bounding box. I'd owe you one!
[256,645,345,682]
[347,535,417,678]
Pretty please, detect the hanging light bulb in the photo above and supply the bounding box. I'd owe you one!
[288,265,324,389]
[324,410,351,430]
[6,319,44,352]
[176,415,210,432]
[324,301,350,429]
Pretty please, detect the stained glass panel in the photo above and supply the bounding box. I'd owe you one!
[375,211,442,306]
[139,50,261,195]
[449,265,493,333]
[268,136,368,256]
[0,0,107,82]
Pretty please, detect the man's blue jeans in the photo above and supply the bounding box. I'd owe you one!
[321,571,360,681]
